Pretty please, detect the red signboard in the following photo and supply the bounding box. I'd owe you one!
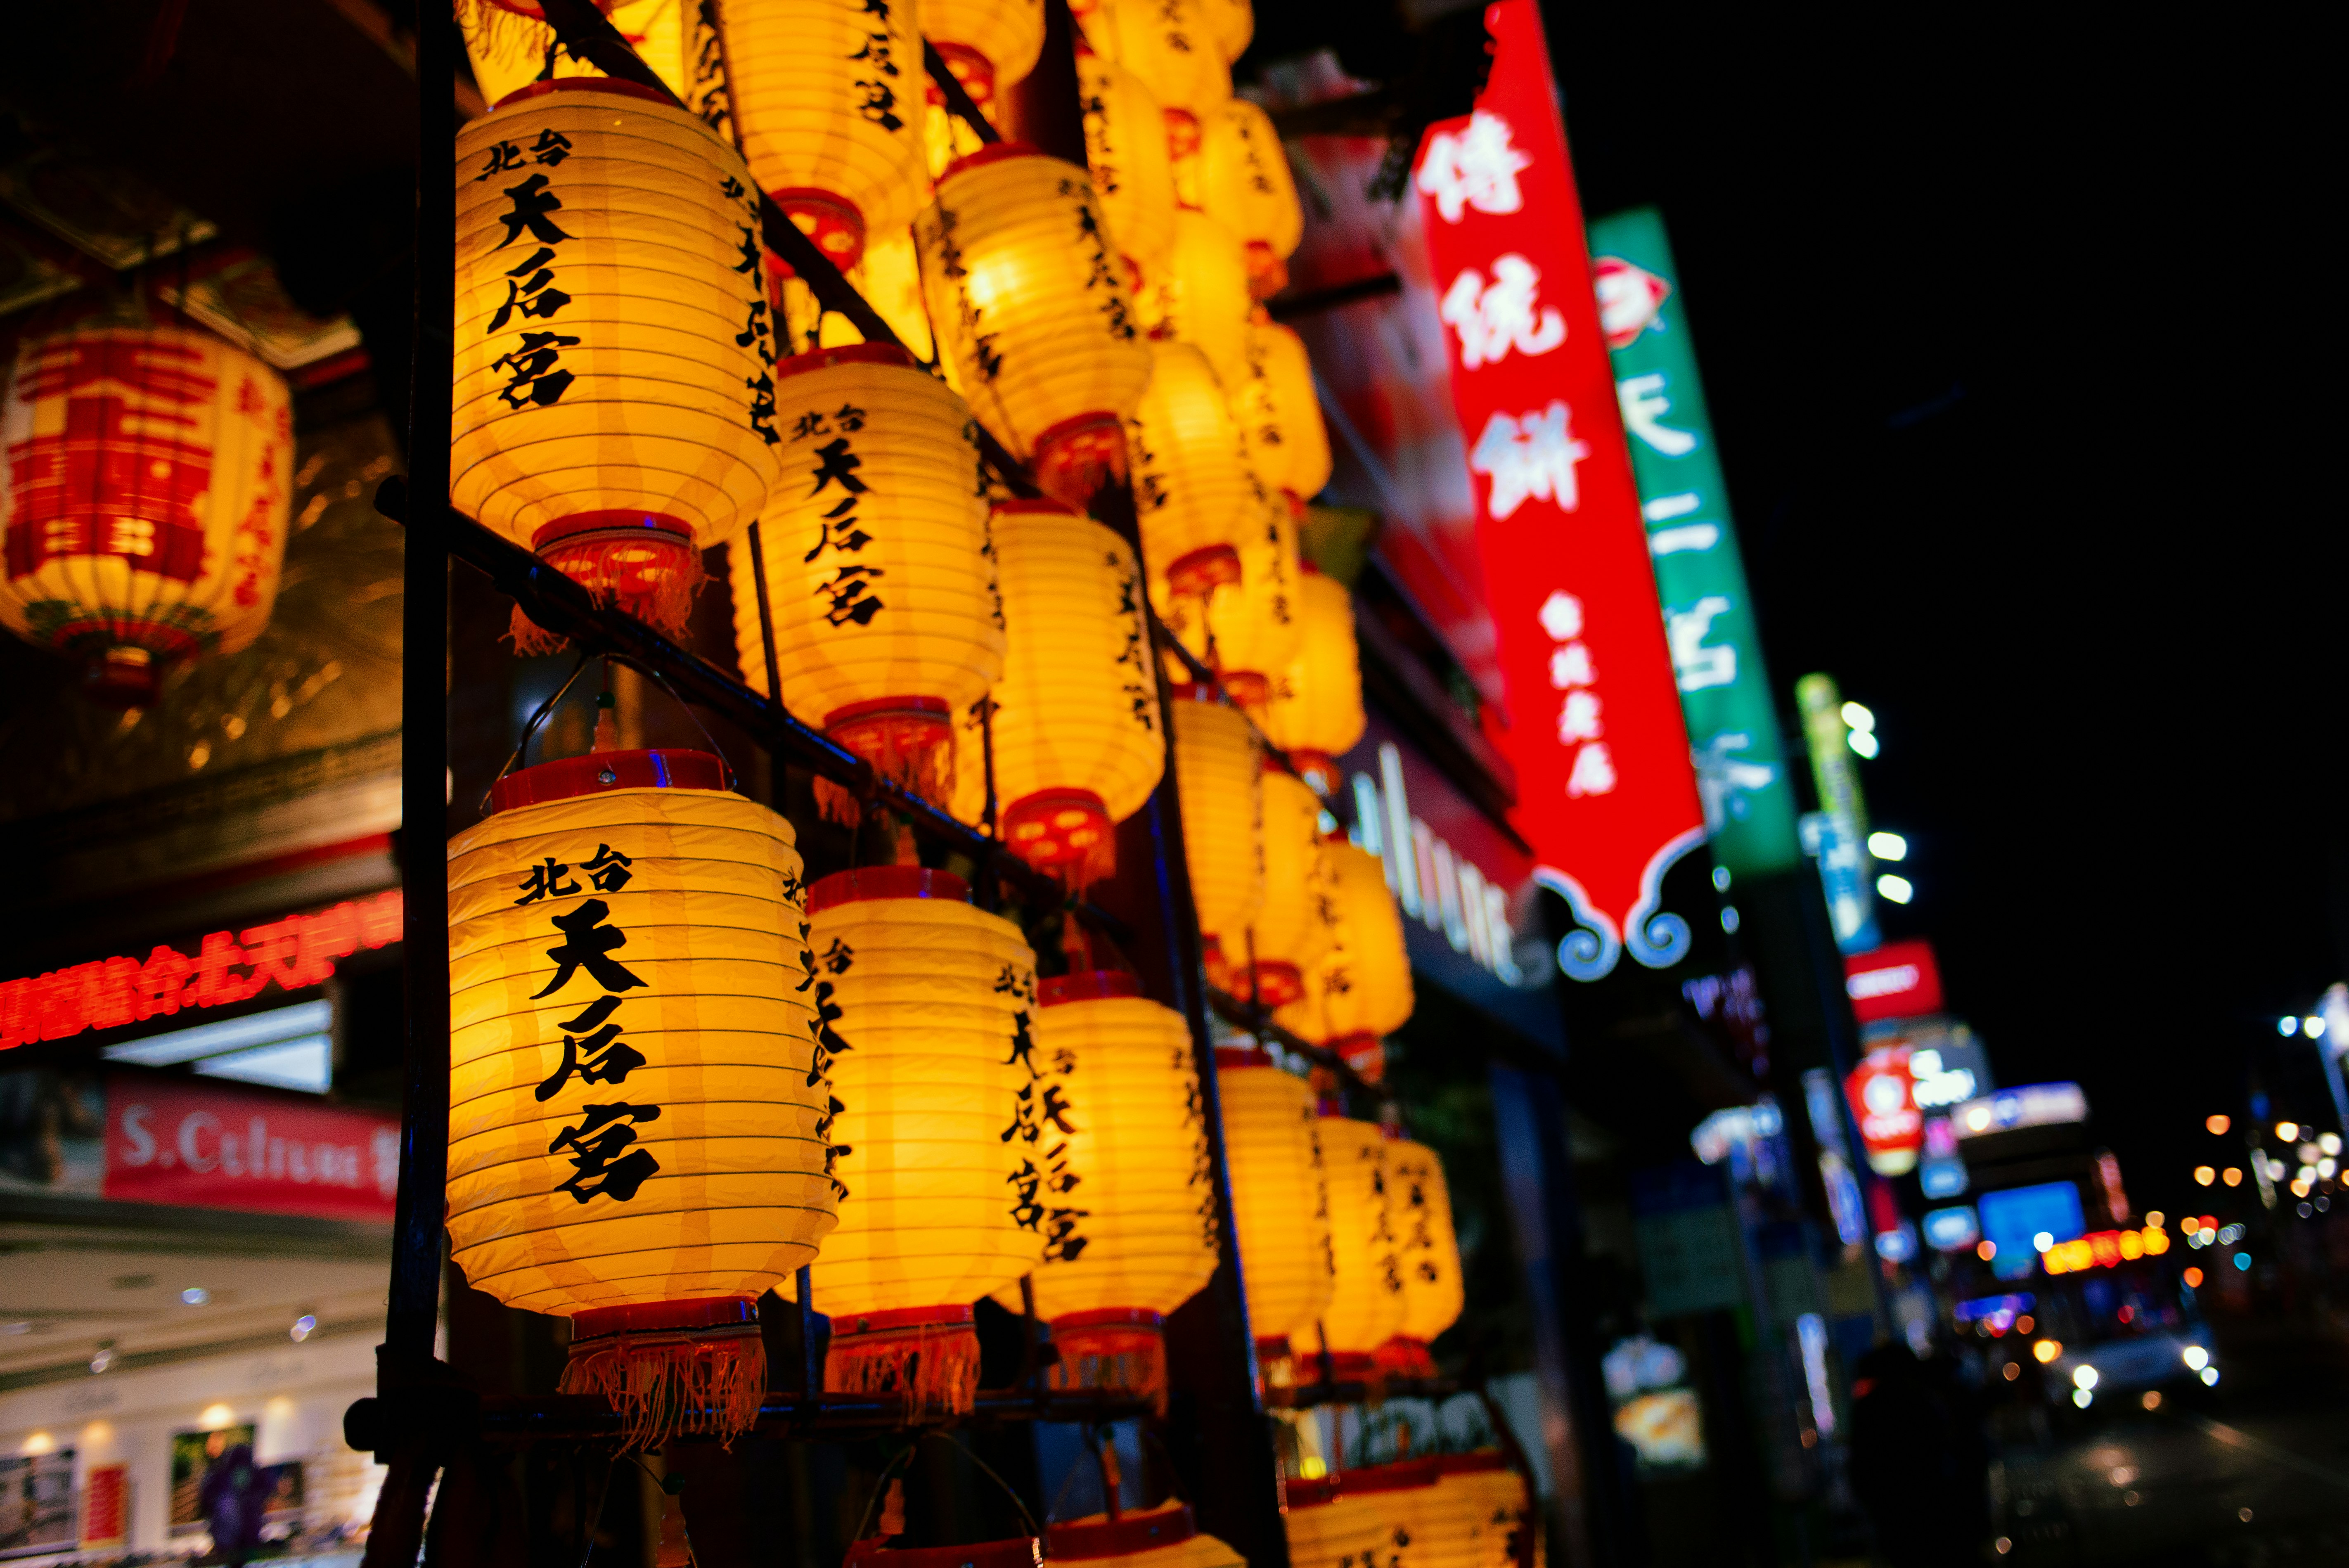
[1845,1047,1923,1177]
[1843,938,1945,1026]
[1410,0,1705,981]
[0,888,402,1051]
[102,1073,400,1222]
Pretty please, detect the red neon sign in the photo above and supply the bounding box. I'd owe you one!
[1845,938,1945,1025]
[103,1073,400,1222]
[1411,0,1705,981]
[0,888,403,1051]
[1845,1046,1923,1176]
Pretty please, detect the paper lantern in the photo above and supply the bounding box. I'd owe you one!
[917,144,1154,506]
[1213,1049,1332,1356]
[1302,1115,1405,1369]
[1257,568,1361,793]
[454,80,779,650]
[445,747,834,1447]
[729,342,1002,818]
[1078,45,1177,275]
[1230,769,1330,1009]
[1196,0,1251,62]
[1152,495,1300,709]
[454,0,691,111]
[947,500,1163,885]
[981,972,1219,1407]
[1170,691,1263,986]
[922,0,1045,175]
[1198,99,1301,298]
[1274,841,1411,1073]
[1309,1461,1447,1568]
[795,867,1046,1414]
[1378,1137,1463,1377]
[0,324,291,707]
[1132,209,1252,391]
[1125,341,1261,596]
[1431,1455,1532,1568]
[1391,1461,1485,1568]
[1230,321,1331,512]
[721,0,931,271]
[1091,0,1229,119]
[1283,1478,1385,1568]
[1049,1504,1244,1568]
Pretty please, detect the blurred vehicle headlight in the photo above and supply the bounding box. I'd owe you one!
[2073,1364,2098,1390]
[2182,1345,2209,1371]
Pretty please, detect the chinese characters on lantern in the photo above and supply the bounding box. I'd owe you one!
[999,962,1081,1256]
[793,399,883,627]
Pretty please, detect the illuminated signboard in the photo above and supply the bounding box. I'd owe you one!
[1410,0,1706,982]
[1923,1205,1981,1253]
[1844,1045,1923,1175]
[0,889,403,1051]
[1796,674,1876,953]
[104,1072,400,1221]
[1952,1083,2090,1139]
[1588,208,1800,879]
[1844,938,1944,1025]
[1977,1181,2085,1279]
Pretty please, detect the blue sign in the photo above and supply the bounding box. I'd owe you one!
[1923,1206,1981,1253]
[1978,1182,2085,1281]
[1800,810,1880,955]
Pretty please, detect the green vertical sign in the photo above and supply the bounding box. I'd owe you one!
[1591,207,1800,877]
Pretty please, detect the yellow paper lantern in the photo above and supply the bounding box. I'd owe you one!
[721,0,931,270]
[1125,341,1262,596]
[1050,1504,1245,1568]
[1302,1115,1405,1368]
[1380,1137,1463,1376]
[1008,971,1220,1405]
[1132,209,1252,391]
[922,0,1045,176]
[1198,99,1301,298]
[1311,1462,1452,1568]
[1213,1049,1333,1356]
[454,80,779,649]
[917,144,1154,506]
[1169,691,1264,986]
[1092,0,1229,119]
[1431,1455,1533,1568]
[795,866,1047,1414]
[1196,0,1252,62]
[1395,1462,1485,1568]
[454,0,692,111]
[729,342,1002,816]
[1275,840,1411,1071]
[445,747,834,1447]
[1230,320,1332,512]
[855,227,937,363]
[946,500,1163,885]
[1257,568,1362,792]
[1152,495,1301,709]
[1233,769,1331,1009]
[1078,44,1177,276]
[1284,1477,1386,1568]
[0,324,291,707]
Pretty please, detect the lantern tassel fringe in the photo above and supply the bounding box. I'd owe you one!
[825,1321,981,1420]
[813,722,955,827]
[510,539,707,658]
[559,1327,767,1452]
[1048,1321,1170,1416]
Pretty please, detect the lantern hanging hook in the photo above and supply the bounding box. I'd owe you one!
[481,649,741,811]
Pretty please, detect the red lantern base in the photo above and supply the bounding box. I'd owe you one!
[1163,107,1203,160]
[766,187,868,275]
[1244,239,1289,301]
[1374,1334,1438,1379]
[77,643,168,708]
[1032,411,1131,508]
[1242,960,1304,1009]
[1048,1307,1169,1413]
[826,1304,982,1419]
[560,1297,765,1452]
[520,512,703,654]
[815,695,956,825]
[1163,543,1241,599]
[925,39,999,120]
[1335,1031,1385,1083]
[1219,669,1272,712]
[1200,934,1234,994]
[1002,787,1116,886]
[1288,748,1339,796]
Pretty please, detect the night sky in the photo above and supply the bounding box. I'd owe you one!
[1544,10,2342,1215]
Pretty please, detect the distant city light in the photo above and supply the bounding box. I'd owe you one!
[2144,1213,2164,1229]
[2206,1115,2230,1135]
[2182,1345,2209,1371]
[1867,831,1909,862]
[2033,1232,2054,1253]
[1876,873,1913,904]
[2234,1252,2251,1270]
[2200,1366,2220,1386]
[2277,1121,2300,1142]
[1975,1240,1996,1260]
[179,1288,210,1306]
[2307,1016,2328,1039]
[1847,729,1880,759]
[2072,1365,2098,1390]
[2323,1133,2342,1157]
[2183,1267,2204,1288]
[2193,1165,2215,1185]
[1841,701,1876,732]
[2222,1168,2242,1187]
[2033,1339,2060,1364]
[2073,1389,2093,1408]
[2280,1017,2301,1037]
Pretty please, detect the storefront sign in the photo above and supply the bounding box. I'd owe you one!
[1589,208,1800,878]
[1795,675,1875,954]
[0,889,403,1051]
[102,1073,400,1221]
[1952,1082,2089,1139]
[1843,939,1944,1025]
[1411,0,1705,982]
[1922,1205,1981,1253]
[1844,1046,1923,1176]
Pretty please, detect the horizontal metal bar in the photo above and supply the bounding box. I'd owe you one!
[381,480,1128,943]
[465,1388,1156,1441]
[1204,987,1392,1102]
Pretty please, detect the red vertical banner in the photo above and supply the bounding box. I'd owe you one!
[1411,0,1706,980]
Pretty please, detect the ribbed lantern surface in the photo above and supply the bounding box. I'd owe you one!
[1275,840,1411,1071]
[1283,1478,1385,1568]
[1382,1137,1464,1375]
[1198,98,1302,297]
[1257,568,1362,793]
[1132,208,1252,391]
[445,748,834,1446]
[1048,1504,1246,1568]
[0,324,291,707]
[1078,45,1177,274]
[454,0,691,109]
[1230,320,1332,511]
[1236,770,1331,1009]
[1154,497,1301,710]
[1302,1115,1405,1365]
[1125,341,1260,597]
[1169,693,1264,982]
[1212,1051,1332,1352]
[452,81,780,648]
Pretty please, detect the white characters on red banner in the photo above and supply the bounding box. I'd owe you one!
[1538,590,1615,798]
[1414,111,1533,222]
[1469,402,1589,520]
[1439,253,1566,370]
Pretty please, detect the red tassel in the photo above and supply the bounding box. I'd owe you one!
[560,1305,766,1453]
[1048,1310,1169,1416]
[826,1307,981,1421]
